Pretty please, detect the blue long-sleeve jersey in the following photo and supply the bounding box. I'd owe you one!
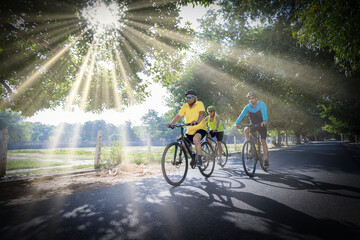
[235,101,268,125]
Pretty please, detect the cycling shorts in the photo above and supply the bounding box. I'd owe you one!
[186,129,207,144]
[250,127,267,140]
[209,131,224,142]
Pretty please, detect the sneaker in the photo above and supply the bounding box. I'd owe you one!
[217,157,223,165]
[190,158,196,168]
[264,160,269,167]
[195,155,202,167]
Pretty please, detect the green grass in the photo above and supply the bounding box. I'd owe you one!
[8,148,94,155]
[6,159,70,170]
[122,146,164,165]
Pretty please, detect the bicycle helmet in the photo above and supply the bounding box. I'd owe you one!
[184,89,197,96]
[207,106,216,111]
[246,92,257,99]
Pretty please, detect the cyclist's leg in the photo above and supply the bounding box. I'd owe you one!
[261,139,269,160]
[215,132,224,158]
[208,131,215,145]
[244,127,250,141]
[194,130,208,165]
[193,133,203,156]
[258,127,269,164]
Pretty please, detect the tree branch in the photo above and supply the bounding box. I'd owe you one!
[3,23,80,72]
[0,78,12,94]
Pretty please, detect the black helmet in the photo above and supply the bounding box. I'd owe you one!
[246,92,257,99]
[184,89,197,96]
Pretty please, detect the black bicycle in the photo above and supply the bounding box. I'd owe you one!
[162,123,215,186]
[241,124,268,177]
[204,132,228,167]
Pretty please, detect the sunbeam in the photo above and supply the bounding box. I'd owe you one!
[1,30,86,109]
[65,39,96,109]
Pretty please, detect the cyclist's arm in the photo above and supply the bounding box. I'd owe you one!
[260,102,268,127]
[204,116,209,123]
[167,114,182,128]
[234,106,248,127]
[195,111,205,124]
[215,115,220,131]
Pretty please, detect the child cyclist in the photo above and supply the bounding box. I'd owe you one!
[204,106,225,165]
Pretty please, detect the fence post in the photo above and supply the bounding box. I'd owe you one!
[147,132,151,154]
[234,136,237,151]
[95,130,102,168]
[0,129,9,177]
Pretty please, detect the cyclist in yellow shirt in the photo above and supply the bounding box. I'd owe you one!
[167,89,207,167]
[205,106,225,165]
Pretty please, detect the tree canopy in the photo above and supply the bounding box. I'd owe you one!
[153,0,360,139]
[0,0,191,116]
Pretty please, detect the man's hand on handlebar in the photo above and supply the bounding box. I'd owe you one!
[233,125,238,130]
[261,121,267,127]
[190,120,198,126]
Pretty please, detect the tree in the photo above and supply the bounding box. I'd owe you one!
[153,0,359,140]
[1,0,191,116]
[0,110,32,141]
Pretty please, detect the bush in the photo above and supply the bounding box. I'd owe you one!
[101,140,123,168]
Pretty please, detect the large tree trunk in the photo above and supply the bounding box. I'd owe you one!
[295,133,301,144]
[285,130,289,146]
[0,129,9,177]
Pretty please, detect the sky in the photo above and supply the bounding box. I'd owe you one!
[26,4,217,126]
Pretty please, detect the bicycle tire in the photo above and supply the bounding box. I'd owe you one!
[161,142,188,186]
[242,140,256,177]
[219,141,228,167]
[199,141,215,177]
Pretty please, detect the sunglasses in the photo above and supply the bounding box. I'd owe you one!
[248,97,256,100]
[185,96,195,100]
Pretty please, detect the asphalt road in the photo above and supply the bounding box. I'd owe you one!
[1,142,359,240]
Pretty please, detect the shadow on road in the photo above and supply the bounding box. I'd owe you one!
[1,172,359,240]
[1,142,359,239]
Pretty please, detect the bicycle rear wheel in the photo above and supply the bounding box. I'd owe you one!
[219,142,228,167]
[199,142,215,177]
[242,140,256,177]
[161,142,188,186]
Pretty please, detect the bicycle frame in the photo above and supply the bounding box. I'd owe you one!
[249,130,262,160]
[177,126,195,162]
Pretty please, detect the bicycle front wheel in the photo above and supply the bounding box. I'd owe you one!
[242,140,256,177]
[161,142,188,186]
[199,142,215,177]
[219,142,228,167]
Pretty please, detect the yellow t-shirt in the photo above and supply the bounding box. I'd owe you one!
[178,101,207,135]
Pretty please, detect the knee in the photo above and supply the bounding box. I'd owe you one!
[193,135,201,144]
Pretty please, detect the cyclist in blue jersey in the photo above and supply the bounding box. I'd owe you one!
[233,92,269,167]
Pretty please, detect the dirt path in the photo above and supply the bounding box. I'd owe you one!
[0,164,162,207]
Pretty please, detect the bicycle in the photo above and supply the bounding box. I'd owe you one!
[204,132,228,167]
[162,123,215,186]
[241,124,268,177]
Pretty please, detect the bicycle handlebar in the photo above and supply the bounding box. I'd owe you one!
[169,123,191,129]
[236,123,264,129]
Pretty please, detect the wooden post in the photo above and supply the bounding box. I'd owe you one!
[234,136,237,151]
[147,132,151,154]
[95,130,102,168]
[0,129,9,177]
